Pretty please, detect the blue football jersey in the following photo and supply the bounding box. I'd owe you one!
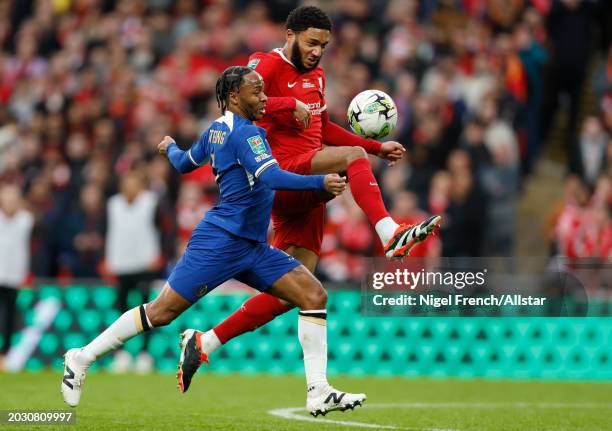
[186,111,279,242]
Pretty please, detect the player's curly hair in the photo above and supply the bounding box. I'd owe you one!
[215,66,253,113]
[285,6,332,32]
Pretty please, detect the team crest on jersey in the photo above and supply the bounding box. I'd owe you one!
[247,58,260,69]
[247,135,266,154]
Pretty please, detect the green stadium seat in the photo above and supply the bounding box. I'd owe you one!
[361,342,382,364]
[127,290,145,309]
[97,355,113,372]
[280,338,300,359]
[333,291,360,314]
[103,310,121,327]
[346,363,367,376]
[566,347,589,371]
[53,309,73,331]
[375,318,398,337]
[266,351,295,374]
[253,339,274,361]
[593,346,610,377]
[268,314,289,334]
[404,319,425,340]
[123,336,144,355]
[553,323,578,345]
[334,341,356,364]
[23,309,34,326]
[92,286,117,309]
[432,320,451,341]
[378,344,404,375]
[580,321,603,346]
[10,331,22,347]
[16,289,34,310]
[50,356,65,372]
[63,333,87,350]
[78,309,102,333]
[148,333,171,358]
[65,285,89,309]
[411,345,435,370]
[345,318,368,338]
[223,339,246,360]
[187,314,207,332]
[147,287,162,302]
[26,357,44,371]
[39,333,59,356]
[39,285,62,301]
[156,357,178,373]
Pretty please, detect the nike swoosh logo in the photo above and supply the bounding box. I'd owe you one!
[288,82,297,88]
[369,182,378,186]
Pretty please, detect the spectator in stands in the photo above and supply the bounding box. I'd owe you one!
[105,171,160,372]
[571,116,609,189]
[58,183,106,278]
[0,183,33,367]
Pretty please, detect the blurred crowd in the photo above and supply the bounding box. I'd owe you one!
[0,0,611,286]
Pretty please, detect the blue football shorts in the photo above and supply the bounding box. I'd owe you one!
[168,222,301,303]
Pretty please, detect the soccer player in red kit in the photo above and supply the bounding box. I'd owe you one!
[177,6,440,392]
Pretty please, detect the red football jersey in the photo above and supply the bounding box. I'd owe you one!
[248,49,326,161]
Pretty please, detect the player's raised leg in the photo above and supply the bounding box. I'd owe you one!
[310,146,441,259]
[61,283,191,407]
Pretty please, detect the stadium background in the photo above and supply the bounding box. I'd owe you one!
[0,0,611,423]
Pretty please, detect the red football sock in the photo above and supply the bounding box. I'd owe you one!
[213,293,290,344]
[347,158,390,226]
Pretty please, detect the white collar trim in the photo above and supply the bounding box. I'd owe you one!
[274,48,295,68]
[215,110,234,131]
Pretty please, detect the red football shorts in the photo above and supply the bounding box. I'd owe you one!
[271,149,326,255]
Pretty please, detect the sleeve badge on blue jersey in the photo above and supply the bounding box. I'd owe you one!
[247,58,260,69]
[247,135,266,155]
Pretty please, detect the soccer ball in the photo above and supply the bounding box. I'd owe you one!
[347,90,398,139]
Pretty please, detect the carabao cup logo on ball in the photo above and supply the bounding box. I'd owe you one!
[347,89,398,140]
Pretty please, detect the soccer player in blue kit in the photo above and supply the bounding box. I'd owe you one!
[61,66,366,417]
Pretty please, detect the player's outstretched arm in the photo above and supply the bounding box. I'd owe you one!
[258,164,345,195]
[321,111,405,164]
[158,135,207,174]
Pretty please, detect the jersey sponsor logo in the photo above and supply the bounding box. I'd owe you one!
[247,58,260,69]
[306,101,326,115]
[209,130,226,145]
[254,153,271,163]
[302,79,315,89]
[288,82,297,88]
[247,135,266,155]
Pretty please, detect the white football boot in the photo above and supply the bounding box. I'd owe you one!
[307,385,366,417]
[61,348,89,407]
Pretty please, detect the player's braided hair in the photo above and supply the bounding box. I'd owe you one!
[285,6,332,32]
[215,66,253,113]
